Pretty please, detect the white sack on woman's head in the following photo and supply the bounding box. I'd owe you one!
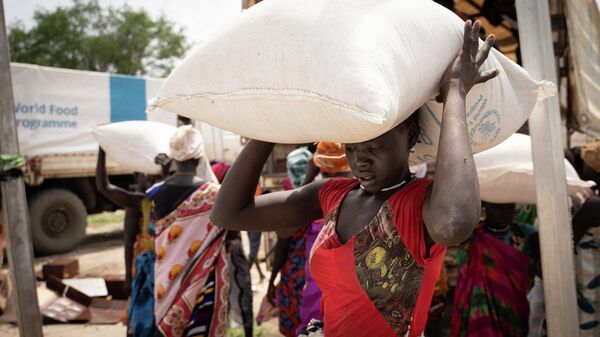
[170,125,205,161]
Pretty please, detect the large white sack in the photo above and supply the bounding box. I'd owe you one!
[150,0,553,164]
[475,133,596,204]
[91,121,177,174]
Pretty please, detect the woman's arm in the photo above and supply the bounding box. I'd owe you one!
[423,20,499,246]
[96,148,143,208]
[301,160,320,186]
[211,140,325,237]
[266,237,291,303]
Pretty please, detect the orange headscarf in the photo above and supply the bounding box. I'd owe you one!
[313,142,351,174]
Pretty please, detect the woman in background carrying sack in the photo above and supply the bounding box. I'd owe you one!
[96,149,160,298]
[451,202,540,337]
[212,20,498,337]
[150,125,229,337]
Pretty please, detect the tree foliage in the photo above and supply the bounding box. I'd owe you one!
[8,0,189,77]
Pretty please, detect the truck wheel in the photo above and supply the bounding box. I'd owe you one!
[29,189,87,255]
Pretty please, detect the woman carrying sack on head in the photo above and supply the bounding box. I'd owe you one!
[151,125,229,337]
[211,21,498,337]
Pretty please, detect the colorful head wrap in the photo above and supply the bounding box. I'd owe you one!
[287,147,313,188]
[170,125,205,162]
[169,125,217,183]
[313,142,351,174]
[581,140,600,172]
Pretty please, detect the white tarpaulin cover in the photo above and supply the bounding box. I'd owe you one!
[12,63,177,157]
[564,0,600,134]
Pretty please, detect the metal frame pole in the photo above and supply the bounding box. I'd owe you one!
[0,1,44,336]
[515,0,580,336]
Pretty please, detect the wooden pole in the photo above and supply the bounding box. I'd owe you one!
[0,1,44,336]
[515,0,579,336]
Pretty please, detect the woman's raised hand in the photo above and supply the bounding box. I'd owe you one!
[438,20,499,102]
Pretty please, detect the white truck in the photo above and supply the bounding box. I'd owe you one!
[12,63,242,254]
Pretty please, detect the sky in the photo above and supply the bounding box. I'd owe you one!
[4,0,243,45]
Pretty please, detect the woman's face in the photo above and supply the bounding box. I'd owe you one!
[345,122,417,193]
[289,159,309,186]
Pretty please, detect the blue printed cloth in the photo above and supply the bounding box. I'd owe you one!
[128,252,159,337]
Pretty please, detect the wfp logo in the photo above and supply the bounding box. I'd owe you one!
[467,95,501,147]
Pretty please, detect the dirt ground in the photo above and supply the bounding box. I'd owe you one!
[0,222,282,337]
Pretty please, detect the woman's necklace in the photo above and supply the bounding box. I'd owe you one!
[360,176,412,192]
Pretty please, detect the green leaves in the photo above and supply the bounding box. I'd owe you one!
[0,154,24,173]
[8,0,189,77]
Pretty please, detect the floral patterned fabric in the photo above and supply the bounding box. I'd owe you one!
[577,226,600,336]
[452,224,538,337]
[277,227,307,337]
[131,198,155,277]
[153,182,229,337]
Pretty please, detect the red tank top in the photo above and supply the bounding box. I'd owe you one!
[310,178,445,337]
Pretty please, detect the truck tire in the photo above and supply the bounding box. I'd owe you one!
[29,189,87,255]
